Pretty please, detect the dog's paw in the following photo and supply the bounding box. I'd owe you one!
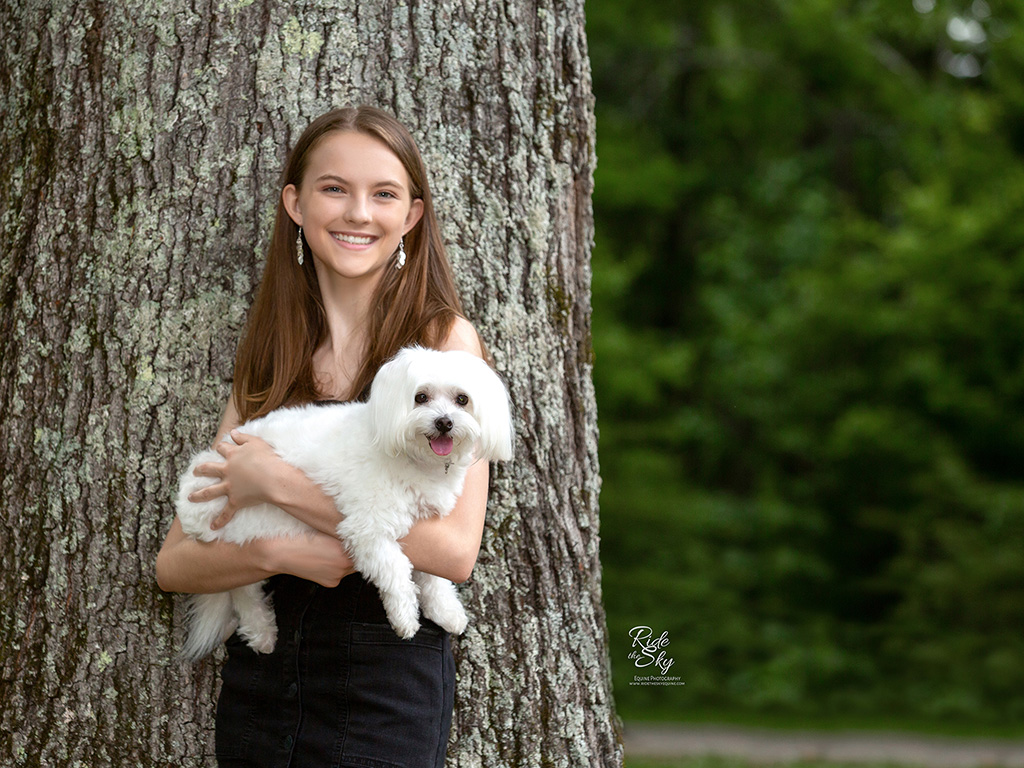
[445,606,469,635]
[426,600,468,635]
[239,623,277,654]
[385,600,421,639]
[394,618,421,640]
[250,633,277,654]
[389,604,421,639]
[381,588,423,640]
[436,613,467,636]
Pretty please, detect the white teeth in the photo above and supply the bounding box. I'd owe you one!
[332,233,374,245]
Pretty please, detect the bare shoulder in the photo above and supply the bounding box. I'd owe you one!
[439,316,484,358]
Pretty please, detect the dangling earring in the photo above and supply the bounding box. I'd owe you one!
[395,237,406,270]
[296,226,304,266]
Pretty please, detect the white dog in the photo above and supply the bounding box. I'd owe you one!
[175,346,513,660]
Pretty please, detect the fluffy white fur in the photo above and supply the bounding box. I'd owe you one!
[176,346,513,660]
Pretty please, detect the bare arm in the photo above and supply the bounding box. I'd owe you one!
[155,517,353,594]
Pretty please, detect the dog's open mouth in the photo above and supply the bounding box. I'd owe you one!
[429,435,454,457]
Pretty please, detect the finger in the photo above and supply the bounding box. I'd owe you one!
[210,504,238,531]
[188,481,228,503]
[192,461,226,479]
[230,429,250,444]
[215,440,237,459]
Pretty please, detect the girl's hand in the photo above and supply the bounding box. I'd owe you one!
[189,430,279,530]
[268,533,355,588]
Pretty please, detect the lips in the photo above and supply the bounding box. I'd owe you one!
[429,435,454,456]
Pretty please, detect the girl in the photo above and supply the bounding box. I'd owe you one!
[156,106,490,768]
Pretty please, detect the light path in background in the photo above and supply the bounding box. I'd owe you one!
[624,723,1024,767]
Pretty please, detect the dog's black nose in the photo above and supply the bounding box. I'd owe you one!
[434,416,453,434]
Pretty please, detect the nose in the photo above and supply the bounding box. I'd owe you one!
[345,194,371,223]
[434,416,453,434]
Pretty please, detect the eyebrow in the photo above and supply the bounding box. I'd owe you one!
[315,174,406,189]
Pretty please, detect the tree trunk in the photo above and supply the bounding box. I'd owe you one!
[0,1,620,765]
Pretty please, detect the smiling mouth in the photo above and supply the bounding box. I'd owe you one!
[331,233,376,245]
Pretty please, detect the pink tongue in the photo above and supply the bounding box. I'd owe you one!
[430,435,454,456]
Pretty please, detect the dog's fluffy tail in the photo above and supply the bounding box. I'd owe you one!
[179,592,236,662]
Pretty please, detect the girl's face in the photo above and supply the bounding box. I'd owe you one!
[282,130,424,285]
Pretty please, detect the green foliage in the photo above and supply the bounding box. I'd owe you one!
[589,0,1024,723]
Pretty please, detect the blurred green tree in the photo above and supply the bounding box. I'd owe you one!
[589,0,1024,724]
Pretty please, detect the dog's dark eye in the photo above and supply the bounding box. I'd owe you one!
[415,392,429,405]
[456,393,469,407]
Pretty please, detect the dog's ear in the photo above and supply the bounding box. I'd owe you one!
[465,356,515,462]
[369,348,417,458]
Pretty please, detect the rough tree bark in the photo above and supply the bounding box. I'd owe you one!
[0,0,621,766]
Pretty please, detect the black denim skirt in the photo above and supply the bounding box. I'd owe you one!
[215,573,455,768]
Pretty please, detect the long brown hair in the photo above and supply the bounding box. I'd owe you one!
[232,106,464,421]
